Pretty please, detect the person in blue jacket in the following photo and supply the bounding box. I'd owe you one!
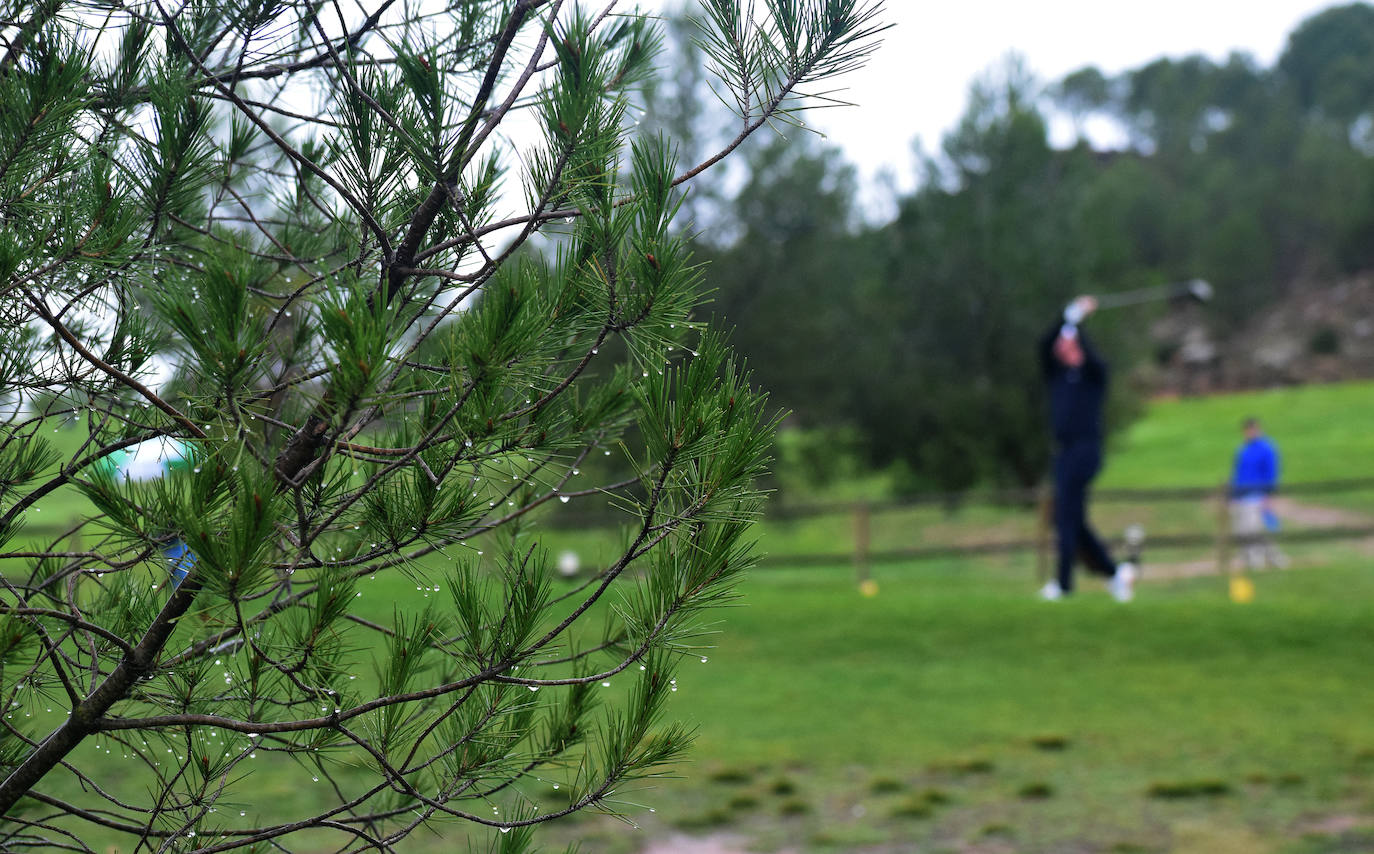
[1230,417,1286,569]
[1038,296,1138,602]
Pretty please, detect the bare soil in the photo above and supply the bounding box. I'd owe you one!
[639,833,796,854]
[1142,498,1374,580]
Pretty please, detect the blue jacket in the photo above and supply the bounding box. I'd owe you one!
[1232,436,1279,497]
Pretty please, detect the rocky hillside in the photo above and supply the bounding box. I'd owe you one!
[1151,274,1374,394]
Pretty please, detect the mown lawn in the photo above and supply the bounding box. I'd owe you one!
[6,382,1374,852]
[35,554,1367,853]
[1101,379,1374,489]
[549,559,1374,853]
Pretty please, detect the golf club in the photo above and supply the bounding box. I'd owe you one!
[1094,278,1213,310]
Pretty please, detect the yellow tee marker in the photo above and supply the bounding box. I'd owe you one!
[1229,575,1255,604]
[858,579,880,598]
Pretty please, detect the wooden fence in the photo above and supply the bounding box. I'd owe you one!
[15,478,1374,578]
[787,478,1374,580]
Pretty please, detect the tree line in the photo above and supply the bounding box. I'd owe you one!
[656,2,1374,494]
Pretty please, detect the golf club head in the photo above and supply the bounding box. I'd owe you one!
[1183,278,1213,303]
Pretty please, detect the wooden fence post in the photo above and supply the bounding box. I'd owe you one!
[853,502,871,585]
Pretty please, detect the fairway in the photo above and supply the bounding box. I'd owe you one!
[6,385,1374,854]
[552,560,1374,853]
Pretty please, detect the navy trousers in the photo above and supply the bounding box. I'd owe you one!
[1053,439,1116,592]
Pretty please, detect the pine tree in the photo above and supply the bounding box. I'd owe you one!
[0,0,884,849]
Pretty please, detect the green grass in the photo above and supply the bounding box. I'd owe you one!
[545,560,1374,852]
[31,551,1374,853]
[1101,379,1374,488]
[668,563,1374,770]
[9,382,1374,852]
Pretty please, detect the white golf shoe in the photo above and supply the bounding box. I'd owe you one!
[1039,580,1065,601]
[1109,563,1138,603]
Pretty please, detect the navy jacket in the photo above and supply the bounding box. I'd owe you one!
[1039,320,1107,445]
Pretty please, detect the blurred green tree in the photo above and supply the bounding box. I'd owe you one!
[852,58,1120,492]
[697,134,871,434]
[0,0,884,850]
[632,0,735,235]
[1066,45,1374,323]
[1280,2,1374,128]
[634,3,1374,501]
[1053,66,1114,141]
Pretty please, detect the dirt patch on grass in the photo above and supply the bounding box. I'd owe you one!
[1293,812,1373,836]
[1270,497,1374,528]
[639,834,796,854]
[1135,498,1374,581]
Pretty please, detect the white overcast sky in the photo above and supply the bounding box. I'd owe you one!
[640,0,1344,197]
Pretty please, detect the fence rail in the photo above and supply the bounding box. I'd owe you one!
[13,478,1374,577]
[768,476,1374,517]
[784,478,1374,579]
[764,524,1374,569]
[542,477,1374,529]
[537,478,1374,577]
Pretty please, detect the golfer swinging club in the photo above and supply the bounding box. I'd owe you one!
[1038,296,1138,602]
